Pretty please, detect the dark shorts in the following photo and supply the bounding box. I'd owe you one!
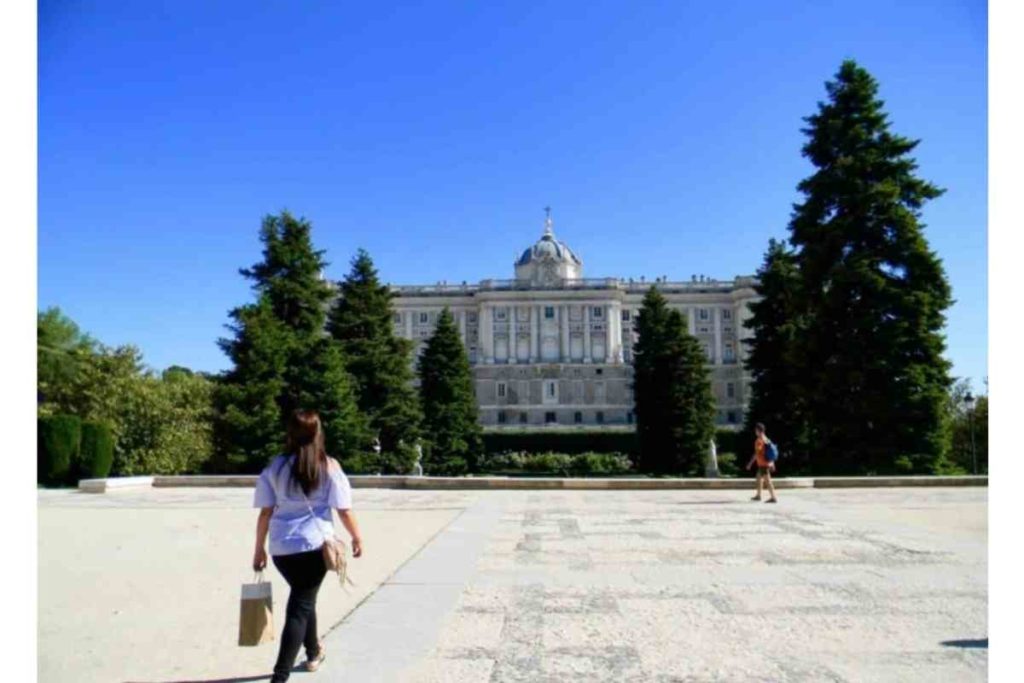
[757,466,772,477]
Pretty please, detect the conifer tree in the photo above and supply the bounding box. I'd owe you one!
[215,212,368,471]
[633,287,673,473]
[633,287,716,475]
[787,60,953,474]
[327,249,421,470]
[742,239,812,472]
[416,308,481,475]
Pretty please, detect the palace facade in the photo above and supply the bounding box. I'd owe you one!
[390,213,758,429]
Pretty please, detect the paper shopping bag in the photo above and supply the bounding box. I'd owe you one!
[238,573,274,646]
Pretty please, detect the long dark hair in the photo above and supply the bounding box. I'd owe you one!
[285,409,327,496]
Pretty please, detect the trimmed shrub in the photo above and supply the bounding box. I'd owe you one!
[483,428,740,463]
[38,414,81,485]
[80,421,115,479]
[479,451,633,477]
[482,430,639,457]
[714,429,742,459]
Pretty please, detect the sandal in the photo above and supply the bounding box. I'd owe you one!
[766,498,778,504]
[750,496,762,501]
[305,642,326,672]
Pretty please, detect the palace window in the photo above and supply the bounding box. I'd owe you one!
[519,412,528,424]
[722,309,732,321]
[698,325,710,334]
[545,306,555,319]
[467,312,477,323]
[574,411,583,424]
[621,310,631,322]
[592,307,603,319]
[727,411,738,424]
[727,382,735,399]
[498,411,507,424]
[497,382,507,398]
[545,412,557,424]
[596,411,605,424]
[393,312,402,324]
[724,343,735,362]
[419,312,429,324]
[495,308,508,321]
[546,381,557,398]
[699,308,709,321]
[627,411,634,424]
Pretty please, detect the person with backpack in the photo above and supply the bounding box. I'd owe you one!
[746,422,778,503]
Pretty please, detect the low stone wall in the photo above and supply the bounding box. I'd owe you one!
[78,474,987,493]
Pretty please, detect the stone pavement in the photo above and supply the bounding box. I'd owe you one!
[38,487,986,682]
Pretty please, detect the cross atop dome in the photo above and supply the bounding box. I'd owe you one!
[543,206,554,236]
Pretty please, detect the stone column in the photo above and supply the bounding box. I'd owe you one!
[404,310,413,340]
[560,304,570,362]
[611,301,623,362]
[713,306,722,365]
[508,308,515,363]
[736,300,753,362]
[458,310,467,346]
[583,305,592,363]
[530,305,539,362]
[481,304,493,364]
[605,303,614,363]
[688,307,696,335]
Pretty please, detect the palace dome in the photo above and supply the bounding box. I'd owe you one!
[515,216,582,267]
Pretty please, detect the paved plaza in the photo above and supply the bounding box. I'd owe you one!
[38,486,986,682]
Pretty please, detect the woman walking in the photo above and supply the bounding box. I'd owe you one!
[252,410,363,682]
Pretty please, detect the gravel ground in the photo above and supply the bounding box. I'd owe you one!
[38,486,986,682]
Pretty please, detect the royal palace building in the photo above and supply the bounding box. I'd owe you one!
[389,213,759,429]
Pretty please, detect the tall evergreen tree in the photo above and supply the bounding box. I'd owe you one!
[215,212,368,471]
[742,239,812,473]
[633,287,673,473]
[416,308,482,475]
[633,287,716,475]
[327,249,421,470]
[787,60,953,474]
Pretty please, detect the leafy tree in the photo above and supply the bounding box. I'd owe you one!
[633,287,716,475]
[215,212,368,471]
[328,249,421,469]
[417,308,481,475]
[946,378,988,475]
[742,240,812,473]
[36,312,216,476]
[785,60,954,474]
[37,307,97,409]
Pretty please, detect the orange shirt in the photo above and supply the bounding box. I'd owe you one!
[754,435,768,467]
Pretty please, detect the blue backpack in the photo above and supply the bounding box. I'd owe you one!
[765,440,779,462]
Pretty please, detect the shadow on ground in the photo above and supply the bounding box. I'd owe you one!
[941,638,988,649]
[126,677,266,683]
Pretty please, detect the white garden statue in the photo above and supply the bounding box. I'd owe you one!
[705,438,720,478]
[413,442,424,477]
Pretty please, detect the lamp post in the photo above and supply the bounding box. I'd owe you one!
[964,392,977,475]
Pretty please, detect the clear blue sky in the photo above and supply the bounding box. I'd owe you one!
[39,0,987,388]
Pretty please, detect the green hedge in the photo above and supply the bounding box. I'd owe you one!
[483,430,639,457]
[479,451,633,476]
[482,429,743,460]
[38,414,81,485]
[80,421,115,479]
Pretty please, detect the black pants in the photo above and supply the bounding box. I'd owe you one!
[271,549,327,682]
